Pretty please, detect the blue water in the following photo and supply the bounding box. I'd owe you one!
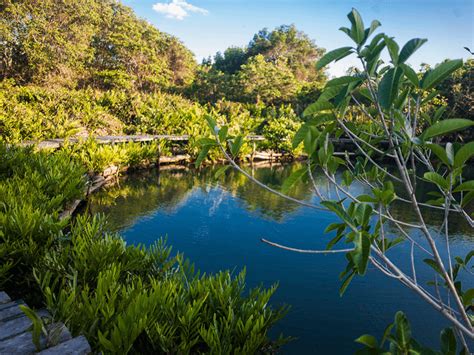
[88,164,473,353]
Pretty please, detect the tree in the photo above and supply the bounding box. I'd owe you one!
[0,0,196,90]
[199,8,474,353]
[237,54,299,105]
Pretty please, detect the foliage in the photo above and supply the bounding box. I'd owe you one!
[0,0,196,90]
[197,7,474,352]
[0,146,288,353]
[191,25,326,107]
[0,145,86,297]
[355,311,465,354]
[35,215,288,353]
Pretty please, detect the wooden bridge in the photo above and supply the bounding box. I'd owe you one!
[0,291,90,354]
[20,134,266,150]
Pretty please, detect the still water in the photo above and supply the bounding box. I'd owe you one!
[87,163,473,354]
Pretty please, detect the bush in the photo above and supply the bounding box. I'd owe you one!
[0,145,289,353]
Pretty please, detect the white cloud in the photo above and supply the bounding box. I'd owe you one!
[152,0,208,20]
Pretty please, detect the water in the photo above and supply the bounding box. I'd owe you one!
[87,163,473,354]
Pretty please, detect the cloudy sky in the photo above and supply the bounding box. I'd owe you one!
[123,0,473,76]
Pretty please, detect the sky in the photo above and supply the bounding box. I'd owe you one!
[123,0,474,76]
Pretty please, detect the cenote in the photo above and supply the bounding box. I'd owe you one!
[87,163,474,354]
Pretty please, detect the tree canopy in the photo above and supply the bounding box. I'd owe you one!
[0,0,196,90]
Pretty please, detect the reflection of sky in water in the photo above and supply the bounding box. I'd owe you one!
[87,164,473,353]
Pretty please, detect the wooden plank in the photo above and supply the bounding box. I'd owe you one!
[0,303,25,322]
[0,292,11,305]
[0,322,70,353]
[37,336,91,355]
[0,310,49,341]
[0,300,24,312]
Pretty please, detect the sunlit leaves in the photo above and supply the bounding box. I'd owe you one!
[422,119,474,140]
[347,8,365,45]
[302,101,333,117]
[398,38,427,64]
[351,232,370,275]
[315,47,353,70]
[421,59,463,90]
[400,63,419,87]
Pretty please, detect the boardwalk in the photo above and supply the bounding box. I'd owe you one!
[20,134,266,150]
[0,291,90,354]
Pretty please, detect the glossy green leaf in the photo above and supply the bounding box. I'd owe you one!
[454,141,474,168]
[384,36,399,64]
[339,271,355,296]
[422,119,474,140]
[400,63,419,87]
[425,143,450,166]
[195,145,210,167]
[398,38,427,64]
[440,328,456,355]
[378,67,403,109]
[316,47,353,70]
[453,180,474,192]
[325,76,362,88]
[395,311,411,347]
[292,124,309,148]
[355,334,378,348]
[303,100,334,117]
[351,232,370,275]
[230,135,244,157]
[347,8,365,44]
[423,171,449,190]
[421,59,463,90]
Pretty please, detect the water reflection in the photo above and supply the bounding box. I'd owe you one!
[88,163,473,238]
[86,162,473,353]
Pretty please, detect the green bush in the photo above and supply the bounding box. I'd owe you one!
[0,145,289,353]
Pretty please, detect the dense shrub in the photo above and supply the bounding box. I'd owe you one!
[0,145,288,353]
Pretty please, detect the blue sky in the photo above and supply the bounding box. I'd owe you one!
[124,0,473,76]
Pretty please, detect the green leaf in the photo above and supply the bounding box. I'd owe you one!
[395,311,411,347]
[440,328,456,355]
[281,168,307,194]
[422,119,474,140]
[347,8,365,44]
[316,47,353,70]
[230,135,244,157]
[306,113,335,127]
[339,271,355,296]
[422,59,463,90]
[425,143,450,166]
[355,334,378,348]
[218,126,228,142]
[303,101,334,117]
[326,76,362,88]
[214,165,230,179]
[351,232,371,275]
[424,171,449,190]
[454,141,474,168]
[400,63,419,87]
[195,145,210,167]
[205,115,217,133]
[378,67,403,109]
[321,200,356,231]
[292,124,309,149]
[423,258,443,276]
[453,180,474,193]
[398,38,427,64]
[384,36,399,64]
[366,20,381,39]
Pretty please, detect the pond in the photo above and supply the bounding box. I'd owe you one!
[87,163,474,354]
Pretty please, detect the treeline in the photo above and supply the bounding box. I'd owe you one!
[1,0,472,149]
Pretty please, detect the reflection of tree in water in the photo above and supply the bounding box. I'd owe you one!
[87,163,474,239]
[87,169,196,231]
